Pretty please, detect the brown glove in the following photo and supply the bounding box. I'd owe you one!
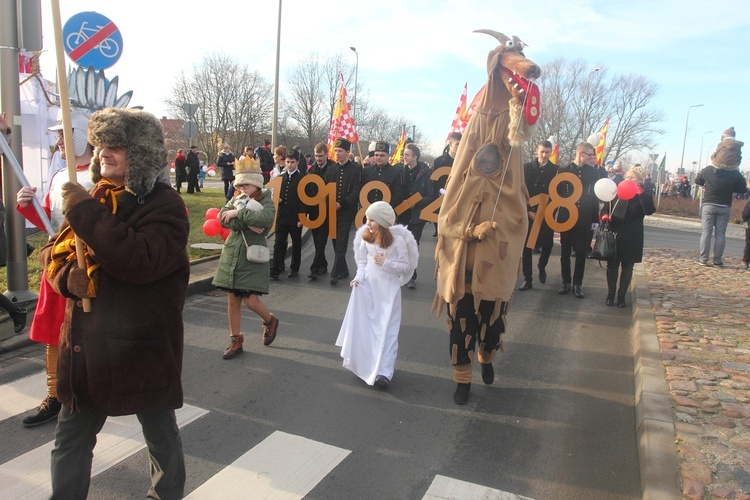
[67,267,92,298]
[470,221,498,241]
[61,182,92,214]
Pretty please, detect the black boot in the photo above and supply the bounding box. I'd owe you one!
[454,383,471,405]
[605,266,618,306]
[22,396,61,427]
[11,307,27,333]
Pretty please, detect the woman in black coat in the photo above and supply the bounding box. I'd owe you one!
[603,167,656,307]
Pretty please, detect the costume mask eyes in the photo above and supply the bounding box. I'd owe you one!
[504,40,514,48]
[474,145,500,175]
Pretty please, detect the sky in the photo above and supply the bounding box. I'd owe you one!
[36,0,750,172]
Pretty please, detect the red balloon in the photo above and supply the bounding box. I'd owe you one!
[617,179,638,200]
[202,218,222,237]
[220,228,230,241]
[600,214,611,222]
[205,207,220,220]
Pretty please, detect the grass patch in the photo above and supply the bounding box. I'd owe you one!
[4,187,228,294]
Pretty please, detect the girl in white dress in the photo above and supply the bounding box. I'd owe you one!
[335,202,419,388]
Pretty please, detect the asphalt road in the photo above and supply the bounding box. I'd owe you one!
[13,224,736,498]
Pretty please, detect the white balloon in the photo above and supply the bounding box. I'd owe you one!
[594,177,617,202]
[587,133,602,146]
[207,170,216,177]
[170,167,175,173]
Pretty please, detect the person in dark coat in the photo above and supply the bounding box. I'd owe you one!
[556,142,602,299]
[362,140,404,210]
[396,143,435,289]
[256,139,275,183]
[186,145,201,194]
[519,140,557,291]
[603,167,656,307]
[217,143,236,201]
[173,148,187,193]
[270,149,307,280]
[44,108,189,499]
[431,132,462,236]
[325,138,362,285]
[741,196,750,269]
[307,142,334,279]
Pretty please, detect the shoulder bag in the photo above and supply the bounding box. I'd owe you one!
[240,230,270,264]
[590,221,617,261]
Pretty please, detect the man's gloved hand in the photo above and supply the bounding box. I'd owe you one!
[67,267,91,298]
[473,221,498,241]
[61,182,92,214]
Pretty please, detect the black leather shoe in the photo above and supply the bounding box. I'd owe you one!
[270,272,279,281]
[330,277,338,285]
[558,283,571,295]
[374,375,390,388]
[308,271,318,280]
[453,383,471,405]
[22,396,61,427]
[12,307,27,333]
[617,297,626,308]
[605,295,615,306]
[288,270,299,278]
[481,363,494,385]
[518,280,532,291]
[538,267,547,284]
[573,285,584,298]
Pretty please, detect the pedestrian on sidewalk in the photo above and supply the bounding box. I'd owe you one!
[742,196,750,269]
[43,108,189,499]
[212,160,280,359]
[695,127,747,266]
[602,167,655,307]
[335,202,418,388]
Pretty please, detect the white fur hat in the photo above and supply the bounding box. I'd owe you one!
[366,201,395,228]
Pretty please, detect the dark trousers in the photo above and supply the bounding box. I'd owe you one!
[560,227,593,286]
[331,215,355,279]
[406,221,426,280]
[186,173,199,194]
[272,223,302,274]
[522,219,553,281]
[448,293,506,367]
[51,405,185,500]
[174,176,185,193]
[223,180,233,201]
[606,261,634,298]
[310,224,329,273]
[744,228,750,263]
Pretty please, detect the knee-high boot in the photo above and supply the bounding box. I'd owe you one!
[606,265,618,304]
[617,264,634,301]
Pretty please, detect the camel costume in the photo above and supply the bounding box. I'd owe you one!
[434,30,540,404]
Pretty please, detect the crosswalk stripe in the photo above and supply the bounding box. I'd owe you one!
[0,404,208,500]
[0,372,48,422]
[185,430,351,499]
[422,475,535,500]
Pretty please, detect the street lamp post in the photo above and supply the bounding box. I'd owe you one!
[581,66,602,142]
[678,104,703,175]
[697,130,714,171]
[271,0,282,149]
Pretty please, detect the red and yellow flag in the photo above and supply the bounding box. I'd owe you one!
[595,118,609,166]
[327,78,359,160]
[390,129,407,165]
[448,85,484,138]
[549,141,559,165]
[447,83,467,140]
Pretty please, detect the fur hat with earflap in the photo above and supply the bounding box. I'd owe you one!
[87,108,167,200]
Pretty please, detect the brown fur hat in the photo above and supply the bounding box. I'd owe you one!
[87,108,167,199]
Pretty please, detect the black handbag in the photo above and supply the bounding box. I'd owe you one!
[591,222,617,261]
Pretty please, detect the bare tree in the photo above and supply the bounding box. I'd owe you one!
[164,53,273,159]
[527,58,663,166]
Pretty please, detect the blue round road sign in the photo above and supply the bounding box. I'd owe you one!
[63,12,123,70]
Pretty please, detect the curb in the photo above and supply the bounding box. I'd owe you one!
[631,263,680,499]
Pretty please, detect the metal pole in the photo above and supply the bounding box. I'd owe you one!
[271,0,282,149]
[678,104,703,174]
[698,130,713,171]
[0,0,35,303]
[581,66,601,142]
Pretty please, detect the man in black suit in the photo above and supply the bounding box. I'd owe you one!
[519,140,557,291]
[325,138,362,285]
[270,149,307,280]
[557,142,601,299]
[307,142,334,280]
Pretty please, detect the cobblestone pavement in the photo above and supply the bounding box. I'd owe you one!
[643,248,750,499]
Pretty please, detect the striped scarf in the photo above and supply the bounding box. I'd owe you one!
[46,179,125,297]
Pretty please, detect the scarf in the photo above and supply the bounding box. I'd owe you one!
[46,178,126,297]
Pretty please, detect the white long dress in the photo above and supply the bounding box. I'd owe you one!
[335,225,418,385]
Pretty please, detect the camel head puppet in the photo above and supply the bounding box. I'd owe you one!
[434,30,540,323]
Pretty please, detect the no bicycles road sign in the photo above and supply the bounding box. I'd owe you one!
[63,12,123,70]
